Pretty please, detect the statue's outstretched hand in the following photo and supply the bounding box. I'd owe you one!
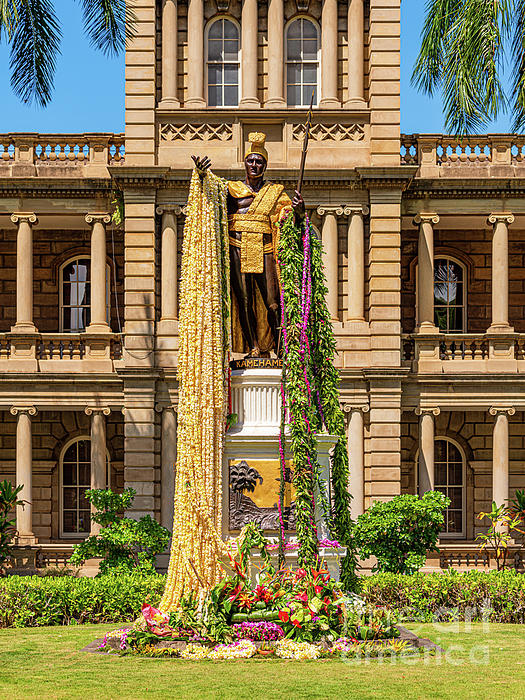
[292,190,305,220]
[192,155,211,177]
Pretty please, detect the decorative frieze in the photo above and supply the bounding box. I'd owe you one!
[160,123,233,142]
[292,123,365,142]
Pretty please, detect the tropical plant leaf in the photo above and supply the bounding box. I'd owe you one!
[9,0,61,107]
[77,0,136,56]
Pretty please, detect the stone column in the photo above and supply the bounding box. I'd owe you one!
[487,213,514,333]
[266,0,285,107]
[157,205,181,333]
[344,205,369,322]
[317,206,343,320]
[344,404,369,519]
[240,0,260,107]
[11,213,38,333]
[85,214,111,333]
[345,0,366,107]
[11,406,37,544]
[186,0,206,108]
[414,213,439,333]
[85,407,110,535]
[490,406,514,528]
[159,0,180,108]
[416,407,439,495]
[160,405,177,531]
[319,0,340,108]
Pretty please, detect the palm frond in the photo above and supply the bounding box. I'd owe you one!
[511,0,525,130]
[9,0,61,107]
[0,0,20,39]
[77,0,136,56]
[414,0,512,135]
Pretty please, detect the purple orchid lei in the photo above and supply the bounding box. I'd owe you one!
[232,621,284,641]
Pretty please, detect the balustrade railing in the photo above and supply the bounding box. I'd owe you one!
[0,332,122,368]
[0,133,124,168]
[401,134,525,171]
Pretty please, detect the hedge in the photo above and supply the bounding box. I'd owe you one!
[360,570,525,623]
[0,574,166,628]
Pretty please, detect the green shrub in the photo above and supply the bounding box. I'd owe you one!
[353,491,450,574]
[0,574,166,628]
[0,480,24,573]
[69,488,170,575]
[361,570,525,623]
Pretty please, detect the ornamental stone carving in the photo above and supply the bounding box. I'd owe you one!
[292,123,365,142]
[160,123,233,142]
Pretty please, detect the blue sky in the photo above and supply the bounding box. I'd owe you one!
[0,1,513,134]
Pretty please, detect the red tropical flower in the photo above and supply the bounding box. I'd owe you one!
[278,610,290,623]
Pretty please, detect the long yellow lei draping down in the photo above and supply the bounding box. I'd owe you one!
[160,170,230,611]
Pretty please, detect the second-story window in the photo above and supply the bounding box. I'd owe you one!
[286,18,319,107]
[60,257,110,332]
[207,18,240,107]
[434,257,466,332]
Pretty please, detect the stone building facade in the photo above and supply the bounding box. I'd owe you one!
[0,0,523,567]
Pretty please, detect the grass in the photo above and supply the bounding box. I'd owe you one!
[0,622,525,699]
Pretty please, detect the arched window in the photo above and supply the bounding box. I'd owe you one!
[207,18,240,107]
[434,438,466,537]
[60,437,110,537]
[434,257,466,332]
[60,257,110,332]
[286,18,320,107]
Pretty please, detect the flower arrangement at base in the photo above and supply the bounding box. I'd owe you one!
[275,639,321,660]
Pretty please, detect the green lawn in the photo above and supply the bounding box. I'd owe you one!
[0,622,524,699]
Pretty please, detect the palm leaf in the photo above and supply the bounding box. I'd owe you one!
[9,0,61,107]
[77,0,136,56]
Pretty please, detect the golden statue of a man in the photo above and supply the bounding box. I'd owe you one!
[193,132,305,357]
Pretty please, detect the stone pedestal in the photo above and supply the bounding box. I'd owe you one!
[224,368,338,541]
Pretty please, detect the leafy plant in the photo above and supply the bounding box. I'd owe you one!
[353,492,450,574]
[510,489,525,525]
[0,480,25,575]
[69,488,170,575]
[476,502,523,571]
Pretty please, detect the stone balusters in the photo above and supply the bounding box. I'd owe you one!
[344,403,369,519]
[489,406,515,530]
[11,406,37,545]
[319,0,340,108]
[487,213,514,333]
[85,407,110,535]
[416,407,440,495]
[11,213,38,333]
[186,0,206,108]
[345,0,366,108]
[159,0,180,108]
[85,214,111,334]
[414,213,439,334]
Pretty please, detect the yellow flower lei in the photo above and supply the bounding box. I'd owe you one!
[160,171,230,611]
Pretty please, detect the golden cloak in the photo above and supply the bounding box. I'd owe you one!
[227,180,292,354]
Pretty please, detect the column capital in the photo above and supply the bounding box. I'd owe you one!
[156,204,183,216]
[487,212,514,226]
[85,406,111,416]
[342,402,369,415]
[10,406,37,416]
[11,213,38,226]
[155,402,178,413]
[85,213,111,226]
[415,407,440,417]
[343,204,369,217]
[489,406,516,416]
[413,213,439,227]
[317,205,344,217]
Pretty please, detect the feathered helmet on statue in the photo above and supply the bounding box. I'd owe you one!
[245,132,268,162]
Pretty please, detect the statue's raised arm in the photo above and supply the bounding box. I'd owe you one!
[191,154,211,177]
